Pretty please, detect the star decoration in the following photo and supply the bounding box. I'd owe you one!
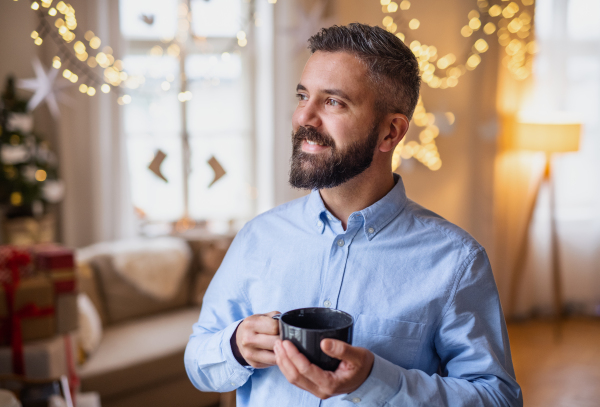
[283,0,336,56]
[17,58,74,120]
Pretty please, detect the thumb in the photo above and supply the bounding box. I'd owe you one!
[321,339,357,361]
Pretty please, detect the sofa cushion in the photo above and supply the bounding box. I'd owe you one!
[79,307,201,399]
[90,254,190,324]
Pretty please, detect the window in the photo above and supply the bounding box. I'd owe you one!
[532,0,600,217]
[119,0,254,227]
[526,0,600,312]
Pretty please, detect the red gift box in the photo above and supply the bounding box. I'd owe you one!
[34,247,75,271]
[29,245,77,294]
[0,246,55,375]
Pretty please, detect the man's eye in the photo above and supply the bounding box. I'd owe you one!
[327,99,340,106]
[296,93,308,101]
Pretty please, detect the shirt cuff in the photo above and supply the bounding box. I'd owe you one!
[341,354,403,406]
[220,319,254,390]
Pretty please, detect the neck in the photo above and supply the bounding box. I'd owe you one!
[319,164,396,230]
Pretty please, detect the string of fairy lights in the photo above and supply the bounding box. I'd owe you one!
[384,0,537,171]
[21,0,257,106]
[27,0,126,98]
[18,0,537,174]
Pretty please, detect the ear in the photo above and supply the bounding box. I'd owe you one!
[379,114,409,153]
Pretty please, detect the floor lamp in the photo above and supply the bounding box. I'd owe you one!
[507,118,581,330]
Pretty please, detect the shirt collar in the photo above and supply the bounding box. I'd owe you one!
[306,173,408,240]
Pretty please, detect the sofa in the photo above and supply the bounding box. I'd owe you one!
[74,232,236,407]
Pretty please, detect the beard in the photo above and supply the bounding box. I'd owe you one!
[288,122,380,190]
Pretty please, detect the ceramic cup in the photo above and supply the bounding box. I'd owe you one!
[273,307,354,371]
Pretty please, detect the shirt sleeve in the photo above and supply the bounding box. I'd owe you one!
[184,228,255,393]
[342,249,523,407]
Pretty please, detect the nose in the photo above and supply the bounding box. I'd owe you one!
[293,99,322,130]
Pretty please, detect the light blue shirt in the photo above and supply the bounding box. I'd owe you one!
[185,174,522,406]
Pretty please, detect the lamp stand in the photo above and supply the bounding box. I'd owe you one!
[547,154,564,339]
[507,153,563,340]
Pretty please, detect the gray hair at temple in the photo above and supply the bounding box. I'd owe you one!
[307,23,421,120]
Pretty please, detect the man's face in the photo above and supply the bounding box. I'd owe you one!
[289,51,382,190]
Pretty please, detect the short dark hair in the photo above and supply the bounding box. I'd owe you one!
[308,23,421,120]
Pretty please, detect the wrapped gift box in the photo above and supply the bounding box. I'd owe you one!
[0,333,77,379]
[30,245,77,294]
[34,246,75,271]
[0,276,55,345]
[56,294,78,334]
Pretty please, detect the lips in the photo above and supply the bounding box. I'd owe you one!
[302,139,330,153]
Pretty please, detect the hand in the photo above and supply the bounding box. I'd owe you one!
[233,311,281,368]
[274,338,374,399]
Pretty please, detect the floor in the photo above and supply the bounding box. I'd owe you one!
[507,318,600,407]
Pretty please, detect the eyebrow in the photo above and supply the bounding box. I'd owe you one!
[296,84,354,104]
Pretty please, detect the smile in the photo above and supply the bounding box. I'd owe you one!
[302,139,330,153]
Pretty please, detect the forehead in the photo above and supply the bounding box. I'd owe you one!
[300,51,373,101]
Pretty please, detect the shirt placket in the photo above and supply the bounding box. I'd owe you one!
[319,215,363,310]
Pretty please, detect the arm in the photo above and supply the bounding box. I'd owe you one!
[276,249,523,406]
[184,230,255,393]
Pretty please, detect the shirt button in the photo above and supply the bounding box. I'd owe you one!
[337,239,345,247]
[323,300,332,308]
[231,382,236,386]
[352,397,361,403]
[327,214,333,221]
[317,221,323,228]
[368,227,375,234]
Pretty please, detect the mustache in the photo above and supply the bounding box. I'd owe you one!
[292,126,335,148]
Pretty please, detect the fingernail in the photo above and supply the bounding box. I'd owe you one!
[322,340,333,352]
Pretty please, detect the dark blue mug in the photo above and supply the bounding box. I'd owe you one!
[274,307,354,371]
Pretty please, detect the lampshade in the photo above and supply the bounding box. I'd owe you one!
[513,118,581,153]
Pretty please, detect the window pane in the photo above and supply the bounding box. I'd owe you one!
[188,134,252,220]
[122,55,181,135]
[190,0,242,37]
[534,0,554,40]
[567,0,600,40]
[128,137,185,221]
[566,56,600,128]
[120,0,178,40]
[185,53,247,133]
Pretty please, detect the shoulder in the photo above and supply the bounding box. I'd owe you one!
[401,198,483,256]
[237,194,311,238]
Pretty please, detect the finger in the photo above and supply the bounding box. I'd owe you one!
[282,340,330,385]
[321,339,360,363]
[250,333,279,351]
[252,313,280,335]
[245,349,276,368]
[275,341,325,397]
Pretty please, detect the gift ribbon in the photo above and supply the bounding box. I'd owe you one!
[1,248,54,375]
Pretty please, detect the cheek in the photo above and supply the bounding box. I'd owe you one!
[291,109,301,131]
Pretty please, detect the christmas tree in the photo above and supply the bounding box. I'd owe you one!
[0,76,62,219]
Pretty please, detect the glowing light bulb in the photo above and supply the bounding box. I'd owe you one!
[35,169,47,182]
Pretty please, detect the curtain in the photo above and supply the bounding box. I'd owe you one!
[57,0,135,247]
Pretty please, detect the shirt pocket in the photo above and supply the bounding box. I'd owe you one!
[354,314,424,369]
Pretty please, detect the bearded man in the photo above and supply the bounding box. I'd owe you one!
[185,23,522,407]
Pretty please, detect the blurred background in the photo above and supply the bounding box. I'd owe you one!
[0,0,598,406]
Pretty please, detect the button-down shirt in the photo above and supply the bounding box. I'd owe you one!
[185,175,522,406]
